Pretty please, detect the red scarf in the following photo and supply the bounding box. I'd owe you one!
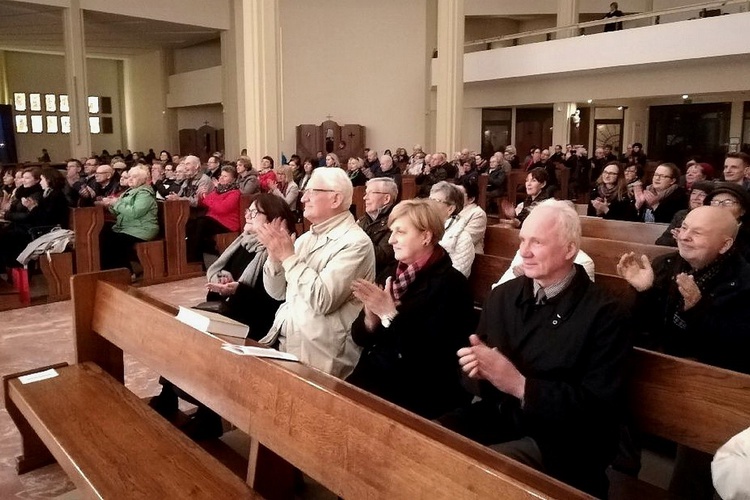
[391,246,445,301]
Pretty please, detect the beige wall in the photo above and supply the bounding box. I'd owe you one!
[124,50,173,154]
[278,0,430,157]
[5,51,123,162]
[174,39,221,74]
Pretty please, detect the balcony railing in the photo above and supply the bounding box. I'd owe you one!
[465,0,750,49]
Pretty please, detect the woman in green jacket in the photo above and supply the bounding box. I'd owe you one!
[99,165,159,273]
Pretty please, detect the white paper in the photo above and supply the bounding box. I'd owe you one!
[18,369,59,384]
[221,344,299,362]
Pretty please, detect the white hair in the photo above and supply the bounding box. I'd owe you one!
[310,167,353,207]
[533,199,581,250]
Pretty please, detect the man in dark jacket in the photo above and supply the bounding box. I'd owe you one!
[357,177,398,283]
[618,205,750,498]
[441,199,632,498]
[416,153,448,198]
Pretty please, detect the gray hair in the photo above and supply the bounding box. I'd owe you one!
[310,167,353,207]
[367,177,398,203]
[533,199,581,250]
[430,181,464,213]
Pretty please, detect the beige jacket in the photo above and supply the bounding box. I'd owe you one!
[260,210,375,379]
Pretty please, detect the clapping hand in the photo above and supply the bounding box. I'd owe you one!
[457,334,525,400]
[268,180,278,192]
[617,252,654,292]
[205,281,239,296]
[500,199,517,220]
[675,273,701,311]
[255,217,295,263]
[591,198,609,215]
[351,277,399,330]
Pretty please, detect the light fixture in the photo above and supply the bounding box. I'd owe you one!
[587,99,593,104]
[617,106,623,111]
[682,94,689,99]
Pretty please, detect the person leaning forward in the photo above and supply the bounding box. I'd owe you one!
[256,167,375,379]
[438,199,632,498]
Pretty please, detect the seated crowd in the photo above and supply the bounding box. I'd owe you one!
[4,143,750,498]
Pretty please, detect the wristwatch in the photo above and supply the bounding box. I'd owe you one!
[380,311,398,328]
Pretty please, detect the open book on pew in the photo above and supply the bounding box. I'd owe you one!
[176,306,249,339]
[221,344,299,362]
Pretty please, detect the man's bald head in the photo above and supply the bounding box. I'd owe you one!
[677,206,738,269]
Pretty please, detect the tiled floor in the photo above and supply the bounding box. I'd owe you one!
[0,277,206,499]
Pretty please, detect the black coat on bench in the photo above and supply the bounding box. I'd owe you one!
[347,249,474,420]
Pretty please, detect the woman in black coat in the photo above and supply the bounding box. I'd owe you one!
[347,199,474,419]
[635,163,688,223]
[587,161,638,221]
[0,167,68,268]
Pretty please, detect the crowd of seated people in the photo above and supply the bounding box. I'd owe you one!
[8,141,750,498]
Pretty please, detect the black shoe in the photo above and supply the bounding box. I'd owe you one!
[148,390,178,418]
[180,408,223,441]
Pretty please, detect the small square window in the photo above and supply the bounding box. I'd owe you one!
[88,96,99,114]
[29,93,41,112]
[15,115,28,133]
[14,93,26,112]
[89,116,101,134]
[61,116,71,134]
[46,116,59,133]
[45,94,57,112]
[59,95,69,113]
[30,115,43,133]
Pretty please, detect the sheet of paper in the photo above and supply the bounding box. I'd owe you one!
[221,344,299,362]
[19,369,59,384]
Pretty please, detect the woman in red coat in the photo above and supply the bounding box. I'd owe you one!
[186,165,241,264]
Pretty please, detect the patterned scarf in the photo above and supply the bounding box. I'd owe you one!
[645,183,678,210]
[669,249,732,329]
[215,181,239,195]
[596,183,619,202]
[391,246,445,302]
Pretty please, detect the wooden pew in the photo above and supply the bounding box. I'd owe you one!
[484,225,674,276]
[352,185,366,220]
[23,270,591,500]
[507,170,527,205]
[579,216,668,246]
[162,199,203,279]
[3,271,259,498]
[401,174,417,200]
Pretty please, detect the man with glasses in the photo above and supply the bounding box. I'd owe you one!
[358,177,398,282]
[77,156,100,205]
[257,168,375,379]
[722,152,750,191]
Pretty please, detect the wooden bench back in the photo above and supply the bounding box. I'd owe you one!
[579,216,667,245]
[401,175,417,200]
[484,225,674,276]
[70,206,105,274]
[71,271,591,500]
[507,170,527,204]
[162,199,203,279]
[352,185,366,220]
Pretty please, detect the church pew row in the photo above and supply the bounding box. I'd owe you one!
[467,253,750,498]
[5,270,593,500]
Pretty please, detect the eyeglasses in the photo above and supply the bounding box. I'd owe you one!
[602,171,619,176]
[652,173,673,179]
[429,197,452,205]
[364,191,389,196]
[710,199,739,207]
[303,188,338,195]
[245,208,266,219]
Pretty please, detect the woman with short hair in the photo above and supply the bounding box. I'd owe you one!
[501,167,549,228]
[258,156,277,192]
[99,166,158,273]
[236,156,259,195]
[430,181,475,277]
[347,198,474,419]
[268,164,300,211]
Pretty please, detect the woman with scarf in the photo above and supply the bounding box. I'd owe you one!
[346,198,474,419]
[257,155,277,192]
[150,193,296,439]
[634,163,688,223]
[186,165,242,263]
[587,161,638,221]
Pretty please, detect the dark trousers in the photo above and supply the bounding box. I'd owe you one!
[0,225,31,268]
[185,216,230,262]
[100,229,145,272]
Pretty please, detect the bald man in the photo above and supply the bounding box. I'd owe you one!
[619,206,750,373]
[619,206,750,500]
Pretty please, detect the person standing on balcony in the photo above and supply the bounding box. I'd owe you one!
[604,2,624,32]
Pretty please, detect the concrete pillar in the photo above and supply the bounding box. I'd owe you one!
[63,0,91,159]
[556,0,579,39]
[434,0,464,155]
[237,0,281,162]
[0,51,8,105]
